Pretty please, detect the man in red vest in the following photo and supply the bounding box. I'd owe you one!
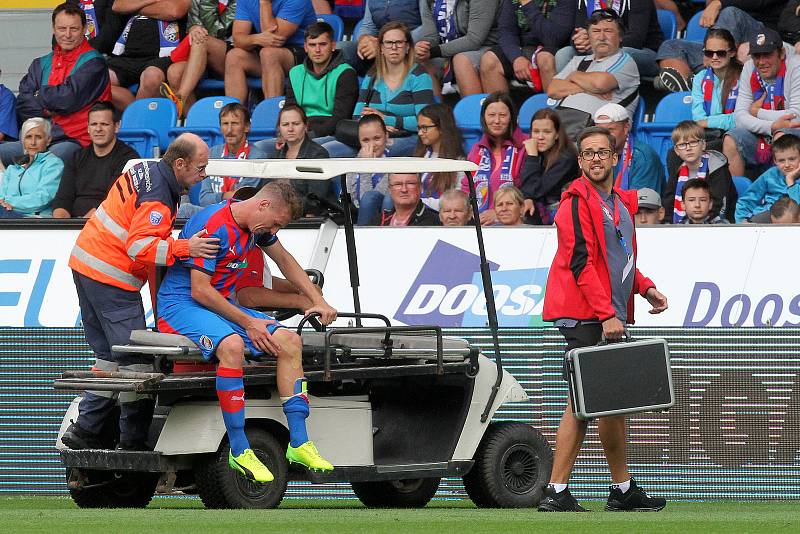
[1,2,112,167]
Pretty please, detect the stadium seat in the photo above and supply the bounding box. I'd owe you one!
[117,98,177,158]
[249,96,285,141]
[334,1,366,21]
[733,175,752,197]
[518,93,557,134]
[454,93,488,152]
[197,78,225,92]
[630,98,646,137]
[657,9,678,40]
[168,96,239,146]
[351,18,364,40]
[684,11,705,43]
[317,14,345,41]
[635,92,693,167]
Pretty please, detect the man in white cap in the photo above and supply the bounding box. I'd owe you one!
[635,188,665,225]
[593,103,665,194]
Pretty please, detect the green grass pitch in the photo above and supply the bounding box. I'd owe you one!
[1,497,798,534]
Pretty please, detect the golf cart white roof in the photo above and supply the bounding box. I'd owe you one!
[123,158,478,180]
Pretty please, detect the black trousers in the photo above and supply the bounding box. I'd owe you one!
[558,323,603,381]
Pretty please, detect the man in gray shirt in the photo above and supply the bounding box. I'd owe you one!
[548,9,640,134]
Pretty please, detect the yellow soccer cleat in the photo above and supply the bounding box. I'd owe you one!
[228,448,274,483]
[286,441,334,472]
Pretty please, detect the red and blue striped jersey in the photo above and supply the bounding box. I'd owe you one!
[158,200,278,303]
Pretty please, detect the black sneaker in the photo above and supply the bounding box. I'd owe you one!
[61,421,102,449]
[538,485,590,512]
[115,440,149,451]
[605,478,666,512]
[658,67,691,92]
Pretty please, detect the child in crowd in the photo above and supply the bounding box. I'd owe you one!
[345,114,392,225]
[414,103,465,211]
[735,133,800,223]
[678,178,729,224]
[663,120,737,223]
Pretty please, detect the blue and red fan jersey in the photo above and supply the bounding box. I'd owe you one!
[158,200,277,304]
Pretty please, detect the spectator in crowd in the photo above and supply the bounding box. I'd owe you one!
[724,28,800,177]
[264,104,333,217]
[232,186,319,311]
[178,103,268,217]
[225,0,317,102]
[462,92,527,225]
[160,0,239,118]
[0,118,64,218]
[414,103,465,210]
[284,21,359,139]
[346,114,392,225]
[654,0,686,31]
[555,1,663,79]
[438,189,472,226]
[340,0,423,75]
[371,172,441,226]
[69,0,126,55]
[779,1,800,49]
[690,28,743,135]
[493,185,527,225]
[664,120,737,223]
[0,68,17,143]
[415,0,499,96]
[52,101,138,219]
[540,126,668,513]
[106,0,189,110]
[735,132,800,222]
[678,178,729,224]
[322,22,435,157]
[593,103,664,194]
[519,107,579,224]
[636,187,665,224]
[548,9,640,141]
[478,0,576,96]
[1,3,111,167]
[655,0,787,92]
[769,194,800,222]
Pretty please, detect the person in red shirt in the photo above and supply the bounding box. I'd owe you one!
[539,126,669,513]
[1,2,111,167]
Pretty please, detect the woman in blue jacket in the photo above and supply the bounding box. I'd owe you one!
[691,28,742,133]
[0,117,64,218]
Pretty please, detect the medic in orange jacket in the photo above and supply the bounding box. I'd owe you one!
[69,156,207,290]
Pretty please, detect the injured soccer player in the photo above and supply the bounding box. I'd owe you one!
[156,181,337,483]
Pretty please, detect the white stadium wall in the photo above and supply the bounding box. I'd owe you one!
[1,225,798,328]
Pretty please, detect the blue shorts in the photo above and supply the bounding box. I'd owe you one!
[157,300,283,360]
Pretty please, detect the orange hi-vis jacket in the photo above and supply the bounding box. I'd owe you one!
[69,160,191,291]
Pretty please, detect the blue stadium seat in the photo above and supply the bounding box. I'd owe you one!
[334,2,366,21]
[630,98,646,137]
[685,11,705,43]
[635,92,693,167]
[657,9,678,40]
[733,176,752,197]
[351,18,364,40]
[169,96,239,146]
[518,94,557,134]
[317,14,345,41]
[249,96,285,141]
[117,98,177,157]
[197,78,225,92]
[454,93,488,152]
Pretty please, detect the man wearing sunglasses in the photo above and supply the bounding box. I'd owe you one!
[541,126,668,512]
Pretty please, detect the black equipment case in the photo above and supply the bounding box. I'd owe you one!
[566,338,675,420]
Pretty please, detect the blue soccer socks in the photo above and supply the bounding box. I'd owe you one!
[282,378,310,448]
[216,366,249,456]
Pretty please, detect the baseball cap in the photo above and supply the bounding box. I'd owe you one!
[637,188,661,210]
[749,28,783,55]
[593,103,630,125]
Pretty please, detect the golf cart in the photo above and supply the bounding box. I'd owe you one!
[54,158,553,509]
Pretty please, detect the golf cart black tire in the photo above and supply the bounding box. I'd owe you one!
[351,478,441,508]
[463,422,553,508]
[195,428,288,509]
[67,469,157,508]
